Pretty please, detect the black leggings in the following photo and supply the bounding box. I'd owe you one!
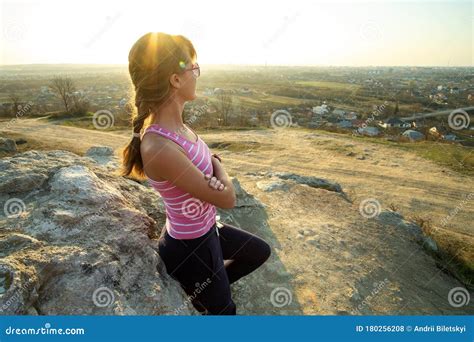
[158,221,271,315]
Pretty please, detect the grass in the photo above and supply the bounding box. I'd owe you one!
[0,132,85,158]
[294,80,361,91]
[204,124,473,175]
[257,94,309,106]
[298,123,474,174]
[3,124,473,288]
[199,126,267,133]
[346,134,474,176]
[206,140,273,152]
[204,92,307,111]
[43,111,129,132]
[410,214,474,289]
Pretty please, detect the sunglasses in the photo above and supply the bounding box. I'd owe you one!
[183,62,200,78]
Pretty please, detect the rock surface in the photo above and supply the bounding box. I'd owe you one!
[0,150,182,315]
[0,138,17,153]
[0,144,472,316]
[0,148,290,315]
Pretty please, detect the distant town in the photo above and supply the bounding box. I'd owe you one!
[0,64,472,145]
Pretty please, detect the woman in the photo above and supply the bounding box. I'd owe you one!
[121,32,271,315]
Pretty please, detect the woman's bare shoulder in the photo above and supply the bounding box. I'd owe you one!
[141,133,187,156]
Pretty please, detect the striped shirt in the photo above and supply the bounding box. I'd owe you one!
[140,124,217,240]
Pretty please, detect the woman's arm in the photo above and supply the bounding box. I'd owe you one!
[142,139,236,209]
[205,155,231,191]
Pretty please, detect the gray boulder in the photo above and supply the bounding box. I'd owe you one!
[0,138,17,153]
[0,150,186,315]
[0,149,287,315]
[402,130,425,141]
[85,146,119,170]
[256,180,289,192]
[357,126,380,136]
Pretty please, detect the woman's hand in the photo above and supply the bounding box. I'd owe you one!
[204,173,225,191]
[211,154,221,168]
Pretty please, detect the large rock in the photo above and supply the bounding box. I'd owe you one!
[256,180,290,192]
[0,150,185,315]
[0,138,17,153]
[402,130,425,141]
[246,171,350,202]
[0,148,284,315]
[357,126,380,136]
[84,146,119,170]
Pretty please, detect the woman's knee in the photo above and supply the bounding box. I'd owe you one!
[250,238,271,266]
[260,240,272,263]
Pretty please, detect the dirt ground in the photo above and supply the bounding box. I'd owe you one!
[1,117,473,314]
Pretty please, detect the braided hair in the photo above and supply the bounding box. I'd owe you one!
[120,32,197,179]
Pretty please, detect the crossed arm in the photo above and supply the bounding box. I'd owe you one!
[205,154,227,191]
[141,139,236,209]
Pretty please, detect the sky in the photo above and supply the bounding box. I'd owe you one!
[0,0,472,66]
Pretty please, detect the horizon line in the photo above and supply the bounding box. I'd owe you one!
[0,63,472,68]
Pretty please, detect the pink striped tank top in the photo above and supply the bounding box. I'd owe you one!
[140,124,217,240]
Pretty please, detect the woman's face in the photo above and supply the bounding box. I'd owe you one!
[170,60,198,102]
